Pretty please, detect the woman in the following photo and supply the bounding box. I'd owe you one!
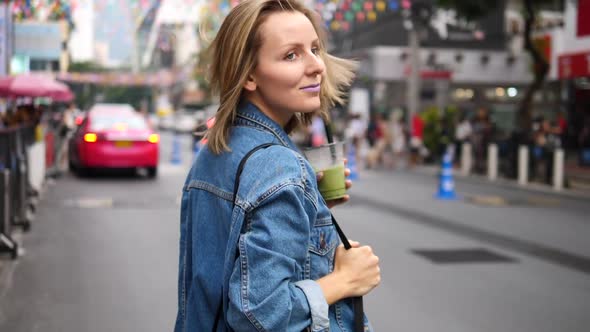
[174,0,381,331]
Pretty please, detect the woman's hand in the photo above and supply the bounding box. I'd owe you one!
[333,241,381,298]
[316,159,352,209]
[317,240,381,303]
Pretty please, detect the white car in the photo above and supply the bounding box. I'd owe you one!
[174,111,198,133]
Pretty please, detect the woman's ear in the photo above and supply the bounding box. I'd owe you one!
[243,75,257,92]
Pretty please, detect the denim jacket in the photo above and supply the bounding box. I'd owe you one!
[174,102,371,332]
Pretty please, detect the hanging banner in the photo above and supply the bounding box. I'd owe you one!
[57,68,189,87]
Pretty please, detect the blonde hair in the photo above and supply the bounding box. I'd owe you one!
[206,0,357,154]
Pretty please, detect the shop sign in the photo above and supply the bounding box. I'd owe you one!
[558,51,590,79]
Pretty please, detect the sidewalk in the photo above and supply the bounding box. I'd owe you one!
[412,162,590,201]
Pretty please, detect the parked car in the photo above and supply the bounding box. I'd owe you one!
[68,103,159,178]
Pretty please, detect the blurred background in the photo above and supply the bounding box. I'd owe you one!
[0,1,589,331]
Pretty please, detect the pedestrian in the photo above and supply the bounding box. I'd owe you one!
[365,112,389,169]
[454,113,472,165]
[579,116,590,166]
[310,113,327,147]
[56,103,76,173]
[472,107,493,174]
[174,1,381,331]
[344,112,365,166]
[409,113,425,167]
[389,110,406,169]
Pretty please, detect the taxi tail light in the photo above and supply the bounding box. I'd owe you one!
[83,133,98,143]
[83,132,106,143]
[148,134,159,144]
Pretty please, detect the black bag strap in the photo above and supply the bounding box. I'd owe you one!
[331,214,364,332]
[213,143,278,332]
[213,143,363,332]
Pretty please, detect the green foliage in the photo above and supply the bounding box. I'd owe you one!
[101,86,152,110]
[67,62,152,111]
[68,61,108,73]
[421,106,459,162]
[421,106,441,158]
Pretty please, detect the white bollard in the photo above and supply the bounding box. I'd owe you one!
[518,145,528,186]
[487,143,498,181]
[461,143,472,176]
[553,149,564,191]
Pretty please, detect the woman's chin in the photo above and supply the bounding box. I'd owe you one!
[300,100,321,113]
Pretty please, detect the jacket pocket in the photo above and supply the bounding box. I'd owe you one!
[308,224,339,281]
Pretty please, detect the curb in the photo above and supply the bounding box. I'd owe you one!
[411,165,590,202]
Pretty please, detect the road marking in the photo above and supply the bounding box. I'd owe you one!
[63,197,114,209]
[465,195,508,207]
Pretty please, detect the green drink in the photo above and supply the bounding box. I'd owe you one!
[317,165,346,200]
[304,142,347,202]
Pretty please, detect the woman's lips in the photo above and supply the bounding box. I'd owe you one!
[301,84,320,92]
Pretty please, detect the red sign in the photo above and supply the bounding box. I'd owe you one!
[403,66,453,80]
[558,51,590,79]
[578,0,590,37]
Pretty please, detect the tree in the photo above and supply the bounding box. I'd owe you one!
[435,0,556,137]
[67,62,152,111]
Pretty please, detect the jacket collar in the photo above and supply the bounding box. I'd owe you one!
[235,101,299,151]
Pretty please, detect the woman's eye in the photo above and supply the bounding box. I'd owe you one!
[311,47,320,55]
[285,52,297,61]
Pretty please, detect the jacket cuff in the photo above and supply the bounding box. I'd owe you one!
[294,280,329,331]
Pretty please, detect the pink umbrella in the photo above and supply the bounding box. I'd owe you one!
[45,79,74,102]
[0,74,74,101]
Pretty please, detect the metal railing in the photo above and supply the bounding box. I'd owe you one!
[0,125,38,259]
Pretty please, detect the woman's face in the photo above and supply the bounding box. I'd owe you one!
[244,11,325,127]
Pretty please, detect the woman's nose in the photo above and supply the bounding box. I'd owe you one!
[306,52,325,76]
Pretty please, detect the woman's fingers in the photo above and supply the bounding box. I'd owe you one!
[326,194,350,209]
[316,171,323,181]
[345,179,352,190]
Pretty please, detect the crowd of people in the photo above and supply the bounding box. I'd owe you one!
[0,103,44,129]
[0,101,79,176]
[319,108,498,172]
[294,106,590,184]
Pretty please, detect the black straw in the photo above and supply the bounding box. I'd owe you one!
[323,120,337,163]
[324,121,334,144]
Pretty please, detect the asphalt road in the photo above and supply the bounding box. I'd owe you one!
[0,132,588,332]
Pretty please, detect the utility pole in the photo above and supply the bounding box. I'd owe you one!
[404,1,432,129]
[407,27,421,130]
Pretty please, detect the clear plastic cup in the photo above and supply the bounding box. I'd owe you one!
[304,142,346,200]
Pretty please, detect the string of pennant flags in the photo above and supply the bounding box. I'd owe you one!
[316,0,412,32]
[57,68,189,87]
